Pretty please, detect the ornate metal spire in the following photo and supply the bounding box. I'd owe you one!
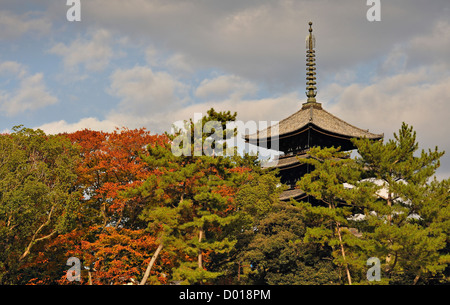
[304,21,319,106]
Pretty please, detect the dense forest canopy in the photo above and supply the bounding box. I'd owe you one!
[0,110,448,285]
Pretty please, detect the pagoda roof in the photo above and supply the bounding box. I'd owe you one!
[279,188,307,201]
[262,154,309,169]
[244,102,383,143]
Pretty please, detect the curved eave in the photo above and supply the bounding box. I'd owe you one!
[263,154,310,169]
[244,122,383,144]
[279,188,307,201]
[244,104,384,144]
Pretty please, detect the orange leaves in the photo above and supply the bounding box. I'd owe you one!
[16,122,257,285]
[49,226,170,285]
[66,128,167,184]
[63,127,169,227]
[80,227,169,285]
[228,166,252,174]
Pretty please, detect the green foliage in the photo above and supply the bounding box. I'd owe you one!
[294,123,449,284]
[296,146,373,284]
[242,202,340,285]
[0,126,80,284]
[129,108,252,284]
[0,119,447,285]
[235,173,284,227]
[351,122,449,284]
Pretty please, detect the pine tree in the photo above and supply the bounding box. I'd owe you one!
[213,172,284,284]
[241,201,340,285]
[130,108,253,284]
[296,146,374,285]
[353,122,449,284]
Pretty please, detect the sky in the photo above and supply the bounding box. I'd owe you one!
[0,0,449,179]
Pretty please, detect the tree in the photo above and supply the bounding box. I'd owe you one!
[58,127,168,284]
[210,172,283,284]
[240,200,340,285]
[353,122,449,284]
[23,127,169,284]
[130,108,255,284]
[0,126,80,284]
[296,146,374,285]
[64,127,168,230]
[295,124,449,284]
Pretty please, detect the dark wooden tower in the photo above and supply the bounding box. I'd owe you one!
[244,22,383,202]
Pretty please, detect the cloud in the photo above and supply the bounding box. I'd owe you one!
[317,17,450,180]
[103,53,302,134]
[372,20,450,75]
[108,65,188,115]
[187,92,300,122]
[36,117,119,135]
[404,20,450,70]
[325,66,450,179]
[78,0,450,90]
[195,74,258,101]
[0,10,51,40]
[0,61,58,116]
[53,69,301,135]
[3,0,448,178]
[150,91,301,135]
[0,61,27,78]
[145,46,194,76]
[165,53,194,74]
[48,29,113,73]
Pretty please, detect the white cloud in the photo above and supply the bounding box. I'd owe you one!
[328,69,450,134]
[108,65,187,115]
[195,74,258,101]
[158,91,301,135]
[0,61,27,78]
[68,68,301,135]
[36,117,119,135]
[165,53,194,74]
[325,66,450,178]
[408,20,450,67]
[49,29,113,73]
[380,44,408,75]
[0,61,57,116]
[145,46,193,75]
[104,64,301,134]
[145,46,159,66]
[3,1,448,178]
[371,20,450,74]
[0,10,51,40]
[79,0,450,89]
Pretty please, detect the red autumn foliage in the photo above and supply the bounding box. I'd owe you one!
[21,126,255,285]
[64,127,169,227]
[25,128,171,284]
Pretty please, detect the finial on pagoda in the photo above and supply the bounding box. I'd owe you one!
[303,21,321,109]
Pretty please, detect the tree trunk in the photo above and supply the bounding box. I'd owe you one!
[328,200,352,285]
[237,261,241,282]
[336,223,352,285]
[198,227,204,269]
[139,243,164,285]
[20,205,56,261]
[386,190,393,269]
[413,272,421,285]
[387,190,392,224]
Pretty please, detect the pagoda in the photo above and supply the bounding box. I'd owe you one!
[244,22,383,202]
